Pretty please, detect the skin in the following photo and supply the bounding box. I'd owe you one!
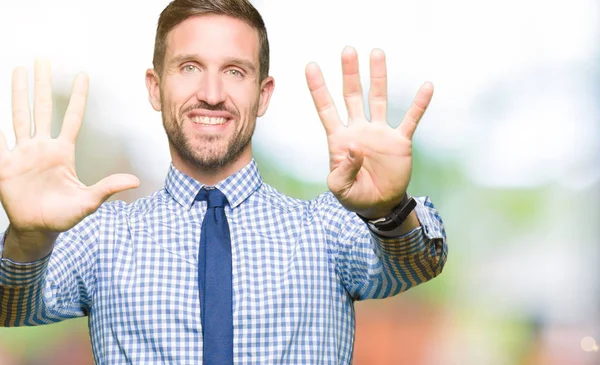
[0,13,434,263]
[145,15,274,186]
[0,64,139,262]
[305,47,434,224]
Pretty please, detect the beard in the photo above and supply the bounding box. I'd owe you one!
[162,100,257,172]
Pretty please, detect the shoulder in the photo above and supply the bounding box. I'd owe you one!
[248,182,307,211]
[249,183,351,219]
[100,189,166,217]
[64,189,167,235]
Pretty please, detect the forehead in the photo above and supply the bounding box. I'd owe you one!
[165,14,260,65]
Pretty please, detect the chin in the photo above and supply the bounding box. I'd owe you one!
[190,149,231,169]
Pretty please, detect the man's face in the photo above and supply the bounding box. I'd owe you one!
[147,15,273,173]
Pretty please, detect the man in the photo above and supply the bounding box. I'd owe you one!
[0,0,447,363]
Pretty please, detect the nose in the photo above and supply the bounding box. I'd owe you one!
[195,71,227,106]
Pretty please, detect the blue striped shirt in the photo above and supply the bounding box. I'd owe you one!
[0,160,447,364]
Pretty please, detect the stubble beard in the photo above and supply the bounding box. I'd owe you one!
[162,102,258,172]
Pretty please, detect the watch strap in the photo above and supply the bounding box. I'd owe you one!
[357,194,417,232]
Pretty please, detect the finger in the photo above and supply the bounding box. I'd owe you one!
[59,73,89,143]
[0,132,8,155]
[327,148,364,199]
[305,62,342,136]
[11,67,32,143]
[341,46,366,124]
[368,49,388,124]
[33,59,53,138]
[87,173,140,210]
[397,82,434,139]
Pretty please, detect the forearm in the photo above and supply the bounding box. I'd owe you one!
[397,210,420,235]
[0,224,96,327]
[344,196,448,300]
[373,225,446,284]
[0,230,51,327]
[2,225,57,263]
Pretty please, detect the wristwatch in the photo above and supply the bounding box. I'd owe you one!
[357,193,417,232]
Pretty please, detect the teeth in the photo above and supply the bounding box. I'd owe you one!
[191,116,227,125]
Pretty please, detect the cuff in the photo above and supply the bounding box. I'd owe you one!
[0,231,51,287]
[369,196,445,256]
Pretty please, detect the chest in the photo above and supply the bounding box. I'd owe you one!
[90,205,348,363]
[96,209,338,331]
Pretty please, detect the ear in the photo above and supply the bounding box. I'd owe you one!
[257,76,275,117]
[145,68,162,111]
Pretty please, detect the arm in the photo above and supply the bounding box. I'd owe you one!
[0,215,100,326]
[0,60,138,327]
[306,47,447,299]
[321,193,446,300]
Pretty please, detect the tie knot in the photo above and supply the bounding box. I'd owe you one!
[195,188,228,208]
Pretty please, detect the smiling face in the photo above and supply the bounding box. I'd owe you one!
[146,14,274,184]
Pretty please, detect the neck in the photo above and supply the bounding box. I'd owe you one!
[170,146,253,186]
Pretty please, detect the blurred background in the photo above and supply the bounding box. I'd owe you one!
[0,0,598,364]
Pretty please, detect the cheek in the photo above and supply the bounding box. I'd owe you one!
[163,77,199,109]
[227,84,261,115]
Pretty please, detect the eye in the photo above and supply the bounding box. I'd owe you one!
[226,69,244,77]
[182,64,199,73]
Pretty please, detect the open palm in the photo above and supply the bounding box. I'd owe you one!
[305,47,433,219]
[0,60,139,235]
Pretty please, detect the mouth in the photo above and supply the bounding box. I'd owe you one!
[190,116,229,125]
[185,108,235,127]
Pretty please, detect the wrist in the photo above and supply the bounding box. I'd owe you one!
[356,193,417,232]
[3,225,57,263]
[355,193,410,220]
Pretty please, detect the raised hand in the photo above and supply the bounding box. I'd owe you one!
[305,47,433,219]
[0,60,139,254]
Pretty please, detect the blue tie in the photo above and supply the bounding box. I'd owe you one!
[195,188,233,364]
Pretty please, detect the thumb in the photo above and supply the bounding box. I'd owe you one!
[328,148,364,197]
[89,173,140,205]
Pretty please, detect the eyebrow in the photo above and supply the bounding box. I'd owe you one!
[169,54,257,74]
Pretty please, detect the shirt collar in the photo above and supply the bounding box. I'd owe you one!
[164,159,263,210]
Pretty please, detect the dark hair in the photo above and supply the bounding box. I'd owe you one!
[153,0,270,81]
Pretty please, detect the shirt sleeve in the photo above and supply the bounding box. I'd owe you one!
[319,193,447,301]
[0,209,103,327]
